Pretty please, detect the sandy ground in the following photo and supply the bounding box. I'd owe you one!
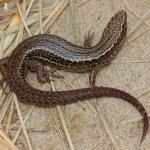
[1,0,150,150]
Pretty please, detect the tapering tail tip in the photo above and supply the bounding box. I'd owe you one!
[140,135,145,145]
[140,113,149,145]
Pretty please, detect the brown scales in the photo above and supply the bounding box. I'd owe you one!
[0,10,148,144]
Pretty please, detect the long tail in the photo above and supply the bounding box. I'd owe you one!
[17,85,148,143]
[57,87,148,143]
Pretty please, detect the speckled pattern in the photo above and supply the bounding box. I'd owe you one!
[0,10,128,102]
[0,9,149,146]
[1,0,150,149]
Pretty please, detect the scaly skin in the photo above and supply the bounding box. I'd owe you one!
[0,10,148,143]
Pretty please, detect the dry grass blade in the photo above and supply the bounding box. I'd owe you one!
[68,0,81,44]
[0,129,18,150]
[78,0,90,6]
[61,77,121,150]
[123,0,150,27]
[50,79,75,150]
[5,99,14,134]
[0,94,12,124]
[12,105,35,143]
[4,0,90,36]
[39,0,43,33]
[13,94,33,150]
[0,33,5,57]
[89,135,107,150]
[96,104,121,150]
[25,0,35,19]
[118,114,150,127]
[35,0,67,35]
[57,105,75,150]
[51,109,66,149]
[35,0,90,35]
[16,2,32,36]
[127,8,150,38]
[110,0,116,12]
[112,60,150,64]
[0,86,10,108]
[129,27,150,43]
[3,33,16,53]
[123,0,150,43]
